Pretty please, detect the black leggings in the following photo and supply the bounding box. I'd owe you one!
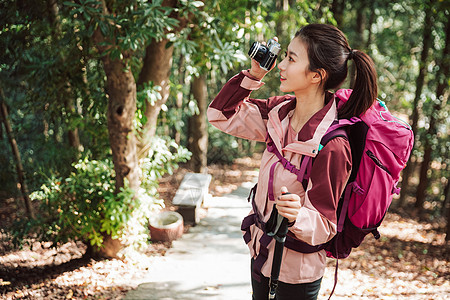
[251,260,322,300]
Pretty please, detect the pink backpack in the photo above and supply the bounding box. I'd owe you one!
[321,89,414,259]
[263,89,414,258]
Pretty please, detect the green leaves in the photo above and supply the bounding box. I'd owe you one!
[64,0,180,57]
[15,142,189,249]
[140,135,191,193]
[212,40,246,74]
[23,158,159,249]
[135,81,162,128]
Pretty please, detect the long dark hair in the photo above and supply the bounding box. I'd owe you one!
[295,24,377,118]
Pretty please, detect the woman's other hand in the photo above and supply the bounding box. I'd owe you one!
[249,37,279,80]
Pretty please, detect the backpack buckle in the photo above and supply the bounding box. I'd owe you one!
[392,185,401,195]
[282,160,295,172]
[372,229,381,240]
[352,183,365,195]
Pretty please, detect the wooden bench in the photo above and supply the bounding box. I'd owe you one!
[172,172,212,225]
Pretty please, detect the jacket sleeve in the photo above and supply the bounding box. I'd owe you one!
[208,70,285,142]
[289,137,352,246]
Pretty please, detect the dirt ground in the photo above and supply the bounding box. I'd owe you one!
[0,154,449,299]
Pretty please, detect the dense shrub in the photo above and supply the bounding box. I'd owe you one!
[12,137,191,254]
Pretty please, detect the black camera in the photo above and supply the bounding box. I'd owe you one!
[248,39,281,71]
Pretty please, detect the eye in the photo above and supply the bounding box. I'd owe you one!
[284,51,294,62]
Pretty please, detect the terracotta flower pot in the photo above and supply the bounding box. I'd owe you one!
[149,211,184,242]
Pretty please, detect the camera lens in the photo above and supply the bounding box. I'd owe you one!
[248,42,268,64]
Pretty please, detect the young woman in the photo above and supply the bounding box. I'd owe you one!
[208,24,378,300]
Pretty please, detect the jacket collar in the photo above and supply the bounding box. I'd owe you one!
[267,92,337,158]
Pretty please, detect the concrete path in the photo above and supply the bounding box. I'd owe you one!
[124,181,255,300]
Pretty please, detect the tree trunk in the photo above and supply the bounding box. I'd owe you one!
[67,126,81,151]
[94,54,139,259]
[0,87,35,219]
[90,3,141,258]
[65,97,82,152]
[175,53,186,145]
[135,0,189,155]
[188,75,208,173]
[445,178,450,241]
[415,15,449,211]
[365,1,376,50]
[350,1,366,88]
[102,58,140,193]
[415,143,432,211]
[397,1,434,208]
[275,0,289,36]
[48,0,82,155]
[137,38,174,157]
[331,0,345,28]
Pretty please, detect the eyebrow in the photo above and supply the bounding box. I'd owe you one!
[287,49,298,57]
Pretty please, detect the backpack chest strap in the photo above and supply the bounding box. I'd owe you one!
[266,120,350,202]
[267,141,311,201]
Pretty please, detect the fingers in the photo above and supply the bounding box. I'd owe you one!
[263,37,279,44]
[249,37,279,78]
[249,63,267,80]
[276,188,300,223]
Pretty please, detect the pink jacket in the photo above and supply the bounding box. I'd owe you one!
[208,70,352,284]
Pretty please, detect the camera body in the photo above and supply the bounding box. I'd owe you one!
[248,39,281,71]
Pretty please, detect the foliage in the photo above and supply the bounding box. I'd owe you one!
[64,0,179,55]
[155,81,198,145]
[207,126,263,165]
[11,134,190,250]
[14,159,137,248]
[207,126,241,165]
[140,135,192,194]
[135,81,163,129]
[0,0,111,193]
[1,0,449,247]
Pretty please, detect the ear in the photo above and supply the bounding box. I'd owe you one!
[311,68,327,85]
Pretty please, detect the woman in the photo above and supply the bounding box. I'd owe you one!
[207,24,378,300]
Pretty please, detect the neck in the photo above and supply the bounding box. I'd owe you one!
[291,89,326,132]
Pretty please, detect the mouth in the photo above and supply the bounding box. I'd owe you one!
[280,75,286,81]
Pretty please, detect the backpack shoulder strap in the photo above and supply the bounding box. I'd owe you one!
[300,124,349,189]
[320,127,348,148]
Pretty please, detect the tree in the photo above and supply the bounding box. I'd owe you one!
[397,0,435,208]
[446,177,450,241]
[415,14,449,212]
[68,0,198,256]
[183,0,259,170]
[92,5,141,194]
[47,0,83,155]
[136,0,198,158]
[331,0,345,28]
[0,87,34,219]
[188,74,208,172]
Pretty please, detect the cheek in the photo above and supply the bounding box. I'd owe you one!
[280,81,291,93]
[278,59,288,70]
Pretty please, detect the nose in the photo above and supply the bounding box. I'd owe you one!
[278,58,285,71]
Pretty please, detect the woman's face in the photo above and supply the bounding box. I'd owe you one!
[277,37,315,95]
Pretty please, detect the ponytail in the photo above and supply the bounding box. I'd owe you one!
[295,24,378,119]
[338,50,378,119]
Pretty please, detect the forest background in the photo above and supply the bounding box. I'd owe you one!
[0,0,449,296]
